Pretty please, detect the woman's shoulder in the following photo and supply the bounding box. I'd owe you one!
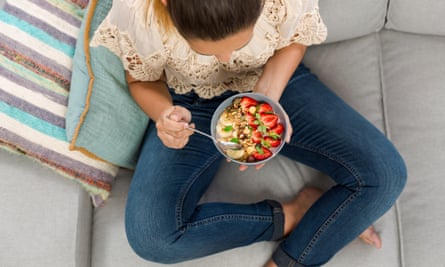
[101,0,164,51]
[90,0,168,81]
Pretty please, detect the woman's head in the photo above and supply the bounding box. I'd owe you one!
[163,0,263,41]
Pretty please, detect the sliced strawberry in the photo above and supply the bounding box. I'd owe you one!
[240,96,258,113]
[251,130,263,144]
[245,113,259,129]
[252,146,273,161]
[259,114,278,129]
[270,123,284,135]
[257,103,273,114]
[264,136,281,147]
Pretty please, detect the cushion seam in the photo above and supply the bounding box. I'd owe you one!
[376,30,405,267]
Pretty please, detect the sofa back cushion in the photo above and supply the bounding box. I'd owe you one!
[320,0,388,43]
[386,0,445,36]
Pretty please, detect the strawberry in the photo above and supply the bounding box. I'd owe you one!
[257,103,273,114]
[240,96,258,113]
[252,145,273,161]
[270,123,284,135]
[264,136,281,147]
[245,113,259,129]
[251,130,263,144]
[259,114,278,129]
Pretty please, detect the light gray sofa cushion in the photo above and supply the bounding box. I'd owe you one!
[320,0,388,43]
[92,34,403,267]
[0,150,92,267]
[304,33,386,130]
[381,30,445,267]
[386,0,445,36]
[93,163,401,267]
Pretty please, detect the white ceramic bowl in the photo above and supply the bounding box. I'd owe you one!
[211,93,289,165]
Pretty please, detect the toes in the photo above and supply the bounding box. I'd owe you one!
[359,226,382,249]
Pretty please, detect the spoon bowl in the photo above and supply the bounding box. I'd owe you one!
[186,126,242,150]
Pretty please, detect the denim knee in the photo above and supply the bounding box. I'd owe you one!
[360,144,407,207]
[125,213,184,264]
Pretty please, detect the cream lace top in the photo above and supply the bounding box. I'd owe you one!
[91,0,327,99]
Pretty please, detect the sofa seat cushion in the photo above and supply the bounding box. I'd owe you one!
[381,30,445,266]
[304,33,386,131]
[93,157,401,267]
[0,149,92,267]
[93,33,404,265]
[91,34,403,267]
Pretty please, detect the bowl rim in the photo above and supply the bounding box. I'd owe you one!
[210,92,289,165]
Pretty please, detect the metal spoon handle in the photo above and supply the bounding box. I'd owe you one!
[186,126,214,141]
[186,125,242,150]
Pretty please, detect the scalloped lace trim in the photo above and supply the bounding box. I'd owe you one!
[90,0,327,99]
[91,24,165,81]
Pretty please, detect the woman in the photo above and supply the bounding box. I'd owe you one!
[91,0,407,266]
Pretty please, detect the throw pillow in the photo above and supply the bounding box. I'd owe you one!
[0,0,118,207]
[66,0,149,169]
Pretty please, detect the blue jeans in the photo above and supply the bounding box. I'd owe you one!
[125,65,407,266]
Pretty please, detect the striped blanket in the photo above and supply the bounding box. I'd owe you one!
[0,0,118,206]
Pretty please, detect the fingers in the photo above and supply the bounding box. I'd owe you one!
[237,163,265,171]
[280,105,293,143]
[239,165,248,171]
[156,106,193,149]
[255,163,265,170]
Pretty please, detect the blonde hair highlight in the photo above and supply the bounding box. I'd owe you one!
[144,0,173,32]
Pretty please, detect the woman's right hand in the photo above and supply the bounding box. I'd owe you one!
[156,105,193,149]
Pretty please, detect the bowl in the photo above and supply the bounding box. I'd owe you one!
[210,93,289,165]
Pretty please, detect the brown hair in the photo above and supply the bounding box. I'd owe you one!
[147,0,263,41]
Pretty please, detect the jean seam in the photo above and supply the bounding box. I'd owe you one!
[175,151,222,229]
[283,141,364,263]
[186,214,272,229]
[285,140,364,190]
[297,191,359,262]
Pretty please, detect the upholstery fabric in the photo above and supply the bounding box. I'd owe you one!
[319,0,388,43]
[67,0,149,169]
[2,1,445,267]
[304,33,385,130]
[0,0,118,206]
[386,0,445,36]
[93,157,401,267]
[0,149,92,267]
[91,35,403,266]
[381,30,445,266]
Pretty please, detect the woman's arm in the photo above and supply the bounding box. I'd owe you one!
[126,72,192,149]
[254,43,307,102]
[126,72,173,121]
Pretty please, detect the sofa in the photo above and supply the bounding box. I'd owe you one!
[1,0,444,266]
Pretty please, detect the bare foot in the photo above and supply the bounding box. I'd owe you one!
[264,258,277,267]
[265,188,382,267]
[264,226,382,267]
[359,225,382,249]
[263,187,323,267]
[282,187,323,236]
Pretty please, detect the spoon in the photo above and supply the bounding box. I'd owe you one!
[186,126,242,150]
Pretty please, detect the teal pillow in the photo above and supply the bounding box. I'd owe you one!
[67,0,149,169]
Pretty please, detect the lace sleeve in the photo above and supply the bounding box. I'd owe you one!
[278,0,328,48]
[90,0,167,81]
